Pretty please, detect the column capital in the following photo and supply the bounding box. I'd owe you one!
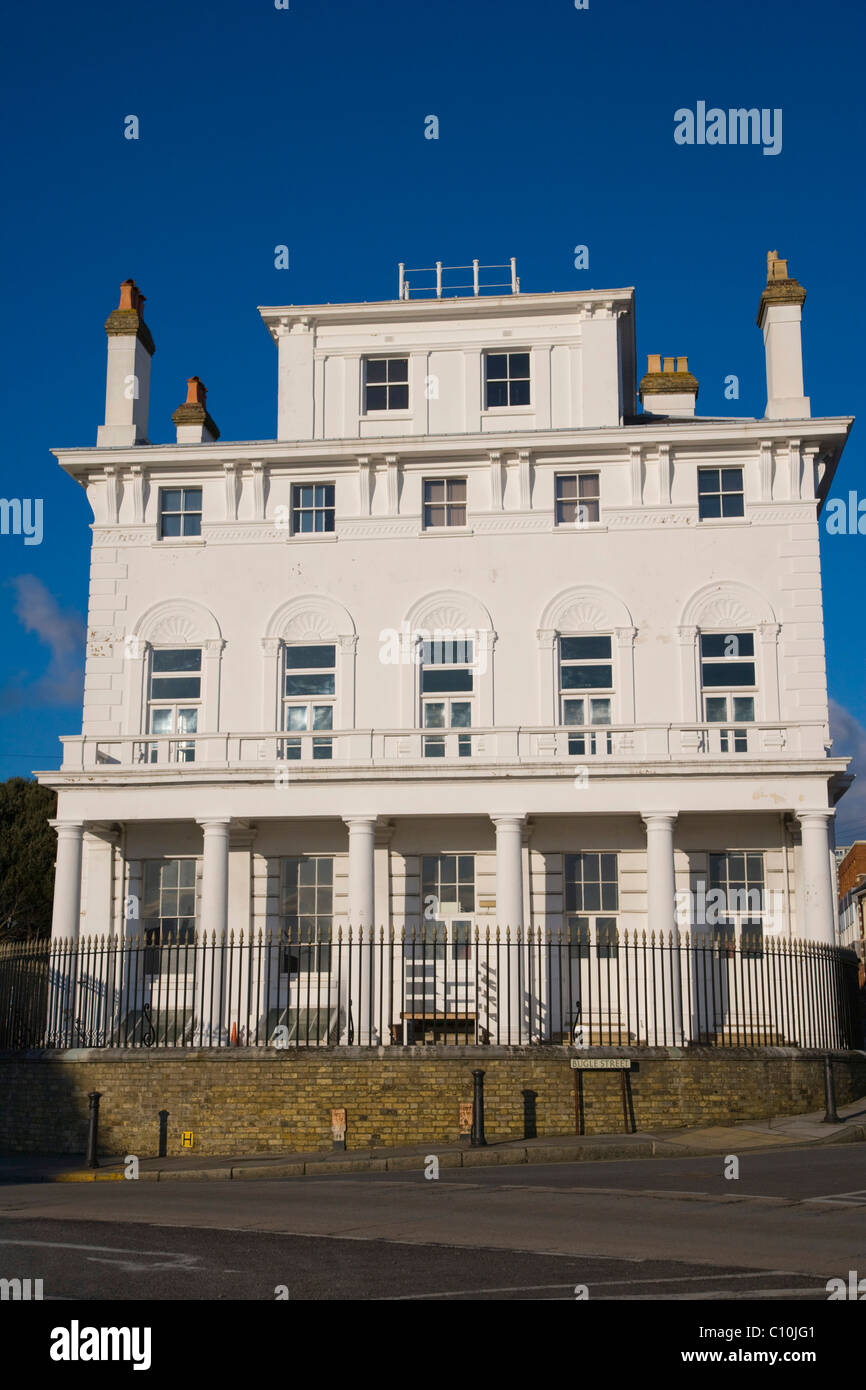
[641,811,678,830]
[343,815,378,832]
[197,817,232,833]
[796,809,834,826]
[48,820,85,838]
[490,813,527,830]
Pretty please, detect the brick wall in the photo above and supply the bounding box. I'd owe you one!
[1,1047,864,1157]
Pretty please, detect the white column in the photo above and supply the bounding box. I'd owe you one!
[492,813,526,1042]
[797,810,836,945]
[197,818,231,1045]
[344,816,376,1043]
[50,821,85,942]
[642,812,682,1044]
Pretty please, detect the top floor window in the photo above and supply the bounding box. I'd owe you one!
[698,467,744,520]
[700,632,756,751]
[485,351,530,408]
[555,473,600,525]
[423,478,466,529]
[559,635,613,754]
[364,357,408,412]
[147,648,202,762]
[292,483,335,534]
[159,488,202,538]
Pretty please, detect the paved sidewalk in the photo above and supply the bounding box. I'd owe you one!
[2,1097,865,1183]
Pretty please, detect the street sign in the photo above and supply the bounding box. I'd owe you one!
[570,1059,631,1070]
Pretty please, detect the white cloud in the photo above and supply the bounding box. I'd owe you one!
[2,575,85,709]
[829,699,866,844]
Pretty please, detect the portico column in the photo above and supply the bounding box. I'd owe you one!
[46,821,85,1045]
[344,816,376,1043]
[797,810,836,945]
[197,818,231,1044]
[642,812,682,1043]
[491,813,526,1042]
[49,821,85,943]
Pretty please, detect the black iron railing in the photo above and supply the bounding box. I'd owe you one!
[0,928,860,1052]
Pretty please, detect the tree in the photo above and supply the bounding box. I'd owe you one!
[0,778,57,941]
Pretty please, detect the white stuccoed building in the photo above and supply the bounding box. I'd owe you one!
[37,255,855,1047]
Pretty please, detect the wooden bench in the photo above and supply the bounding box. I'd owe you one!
[397,1011,479,1044]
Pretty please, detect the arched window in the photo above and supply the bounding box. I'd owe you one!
[128,600,224,761]
[678,583,780,733]
[400,591,497,750]
[262,597,357,752]
[537,586,636,736]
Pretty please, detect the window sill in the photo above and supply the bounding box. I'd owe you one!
[360,410,413,420]
[151,539,206,548]
[285,532,338,543]
[481,406,535,418]
[551,523,608,534]
[417,526,475,538]
[696,517,750,527]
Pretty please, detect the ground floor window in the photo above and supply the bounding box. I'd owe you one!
[279,856,333,972]
[140,859,196,971]
[564,852,619,956]
[708,851,765,955]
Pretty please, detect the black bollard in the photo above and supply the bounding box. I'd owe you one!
[158,1109,169,1158]
[471,1069,487,1148]
[822,1056,842,1124]
[85,1091,101,1169]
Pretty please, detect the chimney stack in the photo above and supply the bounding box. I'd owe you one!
[171,376,220,443]
[757,250,810,420]
[97,279,155,447]
[638,354,699,418]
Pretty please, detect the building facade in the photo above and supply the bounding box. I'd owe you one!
[38,256,854,1046]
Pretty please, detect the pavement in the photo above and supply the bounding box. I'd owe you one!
[2,1094,865,1183]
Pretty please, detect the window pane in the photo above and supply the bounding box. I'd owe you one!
[389,384,409,410]
[421,668,473,693]
[176,709,198,733]
[285,645,336,669]
[386,358,408,382]
[721,493,745,517]
[486,380,508,408]
[509,379,530,406]
[697,470,719,494]
[589,698,611,724]
[312,705,333,730]
[365,358,387,383]
[423,702,445,728]
[284,673,335,696]
[183,489,202,508]
[733,696,755,722]
[424,480,445,503]
[450,702,472,727]
[509,353,530,377]
[486,354,507,379]
[705,696,728,722]
[152,649,202,672]
[284,706,308,730]
[562,699,585,725]
[366,385,387,410]
[447,479,466,502]
[150,676,201,699]
[578,474,600,498]
[150,708,172,734]
[182,514,201,537]
[698,494,721,519]
[425,506,446,527]
[701,662,755,688]
[161,513,182,537]
[700,633,753,659]
[561,664,612,689]
[561,636,611,661]
[721,469,743,492]
[557,475,577,500]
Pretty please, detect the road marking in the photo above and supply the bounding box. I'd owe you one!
[389,1270,802,1300]
[0,1237,198,1264]
[804,1189,866,1206]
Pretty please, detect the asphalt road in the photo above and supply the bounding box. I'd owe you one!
[1,1143,864,1300]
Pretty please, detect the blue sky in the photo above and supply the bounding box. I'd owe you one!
[0,0,864,834]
